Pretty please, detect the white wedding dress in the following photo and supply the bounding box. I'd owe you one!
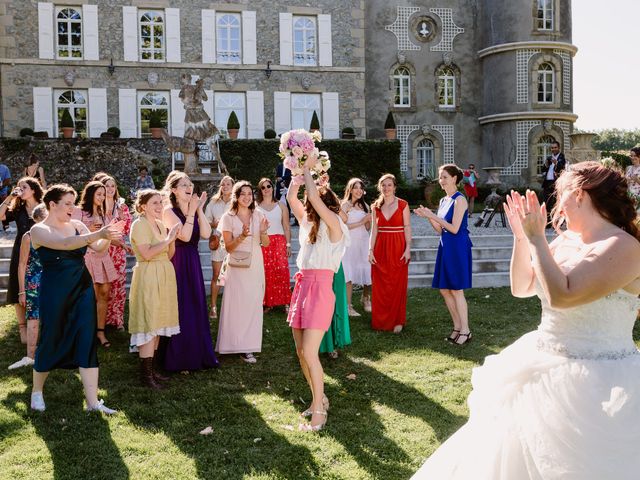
[413,261,640,479]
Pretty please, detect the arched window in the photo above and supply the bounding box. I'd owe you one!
[536,0,554,30]
[217,13,241,64]
[393,67,411,107]
[293,16,317,66]
[537,63,554,103]
[437,66,456,108]
[417,139,436,179]
[56,8,82,59]
[535,135,557,174]
[138,91,169,137]
[139,11,165,61]
[55,90,87,138]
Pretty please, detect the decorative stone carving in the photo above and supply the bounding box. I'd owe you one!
[63,71,75,87]
[147,72,159,87]
[567,133,600,165]
[543,119,554,132]
[396,51,406,65]
[421,124,431,136]
[224,72,236,89]
[443,52,453,66]
[409,15,437,43]
[300,75,312,91]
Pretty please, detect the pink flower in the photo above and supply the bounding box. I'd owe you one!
[283,156,298,170]
[291,146,304,159]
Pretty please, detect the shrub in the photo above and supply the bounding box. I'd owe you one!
[310,111,320,130]
[107,126,121,138]
[264,128,277,139]
[384,112,396,130]
[149,110,163,129]
[227,111,240,130]
[601,151,631,169]
[19,128,34,137]
[342,127,355,135]
[60,109,74,128]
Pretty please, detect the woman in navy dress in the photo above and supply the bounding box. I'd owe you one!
[415,165,473,345]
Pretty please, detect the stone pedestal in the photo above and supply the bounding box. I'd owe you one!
[190,172,224,196]
[567,133,600,165]
[482,166,503,208]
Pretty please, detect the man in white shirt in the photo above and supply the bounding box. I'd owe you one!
[540,141,566,220]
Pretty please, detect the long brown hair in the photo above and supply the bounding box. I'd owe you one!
[552,161,640,241]
[343,178,369,213]
[79,181,106,220]
[439,164,464,184]
[163,170,191,209]
[229,180,256,213]
[256,177,276,203]
[9,176,44,212]
[371,173,397,210]
[305,186,341,244]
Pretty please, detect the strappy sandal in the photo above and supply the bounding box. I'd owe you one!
[299,409,327,432]
[446,329,460,343]
[301,395,330,417]
[455,332,472,346]
[96,328,111,348]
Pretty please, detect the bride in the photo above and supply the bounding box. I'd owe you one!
[412,161,640,479]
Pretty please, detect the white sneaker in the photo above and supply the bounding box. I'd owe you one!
[86,399,117,415]
[8,356,34,370]
[363,298,372,313]
[348,305,361,317]
[129,344,139,353]
[31,391,46,411]
[241,353,257,364]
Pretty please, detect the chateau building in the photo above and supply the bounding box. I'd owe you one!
[0,0,576,185]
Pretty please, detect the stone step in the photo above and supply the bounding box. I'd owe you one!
[0,273,8,289]
[0,258,10,274]
[408,272,511,289]
[0,289,6,303]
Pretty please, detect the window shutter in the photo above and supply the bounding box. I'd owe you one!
[122,6,138,62]
[204,90,214,127]
[83,4,99,60]
[273,91,291,135]
[170,89,185,137]
[33,87,53,137]
[279,13,293,66]
[317,14,332,67]
[201,9,216,64]
[38,2,54,59]
[242,11,257,65]
[246,91,264,139]
[322,92,339,139]
[165,8,181,63]
[88,88,108,137]
[118,88,137,137]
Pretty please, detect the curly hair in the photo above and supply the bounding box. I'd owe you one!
[8,176,44,212]
[552,161,640,241]
[305,186,341,244]
[229,181,255,213]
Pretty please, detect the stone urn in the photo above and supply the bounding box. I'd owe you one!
[482,167,503,208]
[567,132,600,165]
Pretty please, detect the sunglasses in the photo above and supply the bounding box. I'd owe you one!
[261,184,273,190]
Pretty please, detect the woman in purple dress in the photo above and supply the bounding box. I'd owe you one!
[162,171,218,371]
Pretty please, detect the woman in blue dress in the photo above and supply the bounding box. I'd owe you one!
[415,164,473,345]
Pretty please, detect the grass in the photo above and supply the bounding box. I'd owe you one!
[0,287,615,480]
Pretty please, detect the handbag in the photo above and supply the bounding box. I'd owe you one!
[228,249,252,268]
[209,233,220,251]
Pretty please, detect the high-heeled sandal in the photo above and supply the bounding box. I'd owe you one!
[446,329,460,343]
[96,328,111,348]
[301,395,329,417]
[299,409,327,432]
[455,332,472,346]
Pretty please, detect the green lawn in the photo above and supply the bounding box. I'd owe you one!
[0,288,595,479]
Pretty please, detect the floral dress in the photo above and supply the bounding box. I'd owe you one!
[625,164,640,210]
[25,236,42,321]
[106,202,132,329]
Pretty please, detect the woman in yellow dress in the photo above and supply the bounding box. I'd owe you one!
[129,189,181,389]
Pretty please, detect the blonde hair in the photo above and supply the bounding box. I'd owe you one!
[212,175,234,202]
[162,170,190,208]
[371,173,397,210]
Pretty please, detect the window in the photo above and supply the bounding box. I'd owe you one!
[215,92,246,139]
[535,135,557,175]
[291,93,321,131]
[438,67,456,108]
[393,67,411,107]
[139,10,165,61]
[536,0,554,30]
[55,90,87,138]
[293,16,316,66]
[537,63,554,103]
[138,91,169,137]
[417,139,436,179]
[56,7,82,59]
[216,13,241,64]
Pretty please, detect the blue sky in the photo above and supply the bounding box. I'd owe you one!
[573,0,639,130]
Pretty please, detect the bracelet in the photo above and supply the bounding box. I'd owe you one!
[18,291,25,295]
[286,243,291,247]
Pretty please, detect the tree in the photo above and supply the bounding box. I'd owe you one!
[590,128,640,152]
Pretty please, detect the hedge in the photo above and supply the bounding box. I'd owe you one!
[601,151,631,169]
[219,139,401,187]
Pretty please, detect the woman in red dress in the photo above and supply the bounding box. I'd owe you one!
[369,174,411,332]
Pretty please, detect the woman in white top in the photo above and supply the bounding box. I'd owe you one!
[256,177,292,310]
[286,157,349,432]
[204,175,233,319]
[341,178,372,316]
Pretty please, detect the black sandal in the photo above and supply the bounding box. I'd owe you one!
[96,328,111,348]
[455,332,472,346]
[446,330,460,343]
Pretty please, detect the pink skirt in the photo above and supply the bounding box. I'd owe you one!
[84,250,119,284]
[287,269,335,331]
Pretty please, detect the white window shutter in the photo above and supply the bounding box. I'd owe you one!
[279,13,293,66]
[83,4,99,60]
[318,14,332,67]
[201,9,216,64]
[38,3,54,59]
[204,90,214,126]
[242,11,257,65]
[33,87,53,137]
[118,89,137,137]
[322,92,339,139]
[122,6,138,62]
[165,8,181,63]
[246,91,264,139]
[273,91,291,135]
[88,88,108,137]
[170,89,185,137]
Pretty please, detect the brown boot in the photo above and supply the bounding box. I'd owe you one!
[140,357,165,390]
[152,354,170,382]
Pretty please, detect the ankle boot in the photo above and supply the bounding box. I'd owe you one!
[152,354,170,382]
[140,357,165,390]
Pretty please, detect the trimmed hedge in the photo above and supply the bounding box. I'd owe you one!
[219,139,401,187]
[601,151,631,169]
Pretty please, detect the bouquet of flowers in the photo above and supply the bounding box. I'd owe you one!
[279,129,330,185]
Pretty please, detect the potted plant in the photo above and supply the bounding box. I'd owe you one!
[60,109,75,139]
[264,128,277,139]
[341,127,356,139]
[227,111,240,139]
[149,110,164,138]
[309,111,320,132]
[19,127,34,138]
[107,126,121,138]
[384,112,396,140]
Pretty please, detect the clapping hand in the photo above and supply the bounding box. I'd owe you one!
[187,192,200,215]
[197,192,208,209]
[504,191,526,240]
[414,205,435,219]
[241,223,251,238]
[505,190,546,241]
[259,217,270,234]
[167,222,181,242]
